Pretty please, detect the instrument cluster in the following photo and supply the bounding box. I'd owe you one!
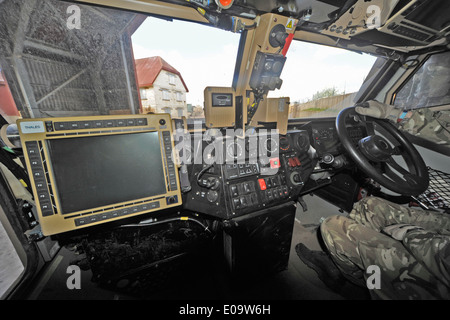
[198,130,310,163]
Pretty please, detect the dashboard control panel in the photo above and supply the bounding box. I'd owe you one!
[183,130,315,219]
[310,120,367,156]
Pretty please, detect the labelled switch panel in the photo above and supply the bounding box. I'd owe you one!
[229,181,259,211]
[228,173,290,216]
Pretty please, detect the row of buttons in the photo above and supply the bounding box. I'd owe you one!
[230,180,255,197]
[229,181,258,211]
[261,186,289,203]
[162,131,178,191]
[257,174,290,203]
[257,175,285,191]
[392,25,430,42]
[25,141,54,217]
[225,163,259,180]
[230,180,256,197]
[232,193,259,210]
[74,201,160,227]
[51,118,149,132]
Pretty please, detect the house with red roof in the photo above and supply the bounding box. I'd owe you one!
[135,56,189,118]
[0,68,20,123]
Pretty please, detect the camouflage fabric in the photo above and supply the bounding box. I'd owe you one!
[400,108,450,146]
[320,196,450,299]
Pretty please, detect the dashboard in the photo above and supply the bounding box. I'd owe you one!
[16,114,369,235]
[311,123,340,156]
[179,117,369,220]
[182,130,315,219]
[305,119,368,157]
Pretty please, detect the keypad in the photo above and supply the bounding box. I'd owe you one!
[74,201,160,226]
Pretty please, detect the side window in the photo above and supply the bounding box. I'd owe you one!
[394,51,450,110]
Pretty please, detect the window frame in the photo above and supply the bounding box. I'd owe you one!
[168,73,176,85]
[162,89,170,101]
[139,88,147,100]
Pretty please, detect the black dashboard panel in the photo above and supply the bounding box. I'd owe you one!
[309,119,367,156]
[180,117,369,220]
[182,130,315,219]
[311,121,340,155]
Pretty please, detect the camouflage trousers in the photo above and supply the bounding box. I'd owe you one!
[320,196,450,300]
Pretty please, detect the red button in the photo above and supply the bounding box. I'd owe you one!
[258,178,267,191]
[270,157,281,169]
[293,157,301,166]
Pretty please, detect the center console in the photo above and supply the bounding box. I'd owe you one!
[183,130,315,219]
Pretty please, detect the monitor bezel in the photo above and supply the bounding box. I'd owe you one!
[17,114,181,236]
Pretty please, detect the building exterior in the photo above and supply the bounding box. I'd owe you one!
[0,68,20,123]
[135,56,189,118]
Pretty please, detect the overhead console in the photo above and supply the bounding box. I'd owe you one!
[17,114,181,235]
[378,0,450,45]
[321,0,450,47]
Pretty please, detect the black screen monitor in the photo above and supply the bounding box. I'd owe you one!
[18,114,181,235]
[47,132,166,215]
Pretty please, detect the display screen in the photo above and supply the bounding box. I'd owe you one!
[47,132,166,214]
[212,93,233,107]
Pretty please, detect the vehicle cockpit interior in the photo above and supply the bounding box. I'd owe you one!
[0,0,449,303]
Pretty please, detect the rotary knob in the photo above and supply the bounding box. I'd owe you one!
[206,190,219,203]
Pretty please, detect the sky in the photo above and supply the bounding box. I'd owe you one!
[131,17,378,106]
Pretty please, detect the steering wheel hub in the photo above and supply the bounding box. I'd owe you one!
[358,135,392,162]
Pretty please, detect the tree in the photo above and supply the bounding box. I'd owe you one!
[311,87,341,101]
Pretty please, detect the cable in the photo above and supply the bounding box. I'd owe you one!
[119,216,212,233]
[247,92,264,124]
[244,22,257,30]
[196,164,214,187]
[0,147,32,194]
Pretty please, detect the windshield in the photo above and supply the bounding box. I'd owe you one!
[0,0,377,123]
[131,18,240,119]
[281,41,377,119]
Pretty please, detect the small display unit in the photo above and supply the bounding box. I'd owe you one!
[17,114,181,235]
[204,87,236,128]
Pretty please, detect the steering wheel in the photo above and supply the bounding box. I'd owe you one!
[336,107,429,196]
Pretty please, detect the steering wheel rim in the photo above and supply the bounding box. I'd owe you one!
[336,107,429,196]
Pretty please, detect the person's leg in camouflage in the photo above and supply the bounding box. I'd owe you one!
[347,196,450,233]
[320,201,450,299]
